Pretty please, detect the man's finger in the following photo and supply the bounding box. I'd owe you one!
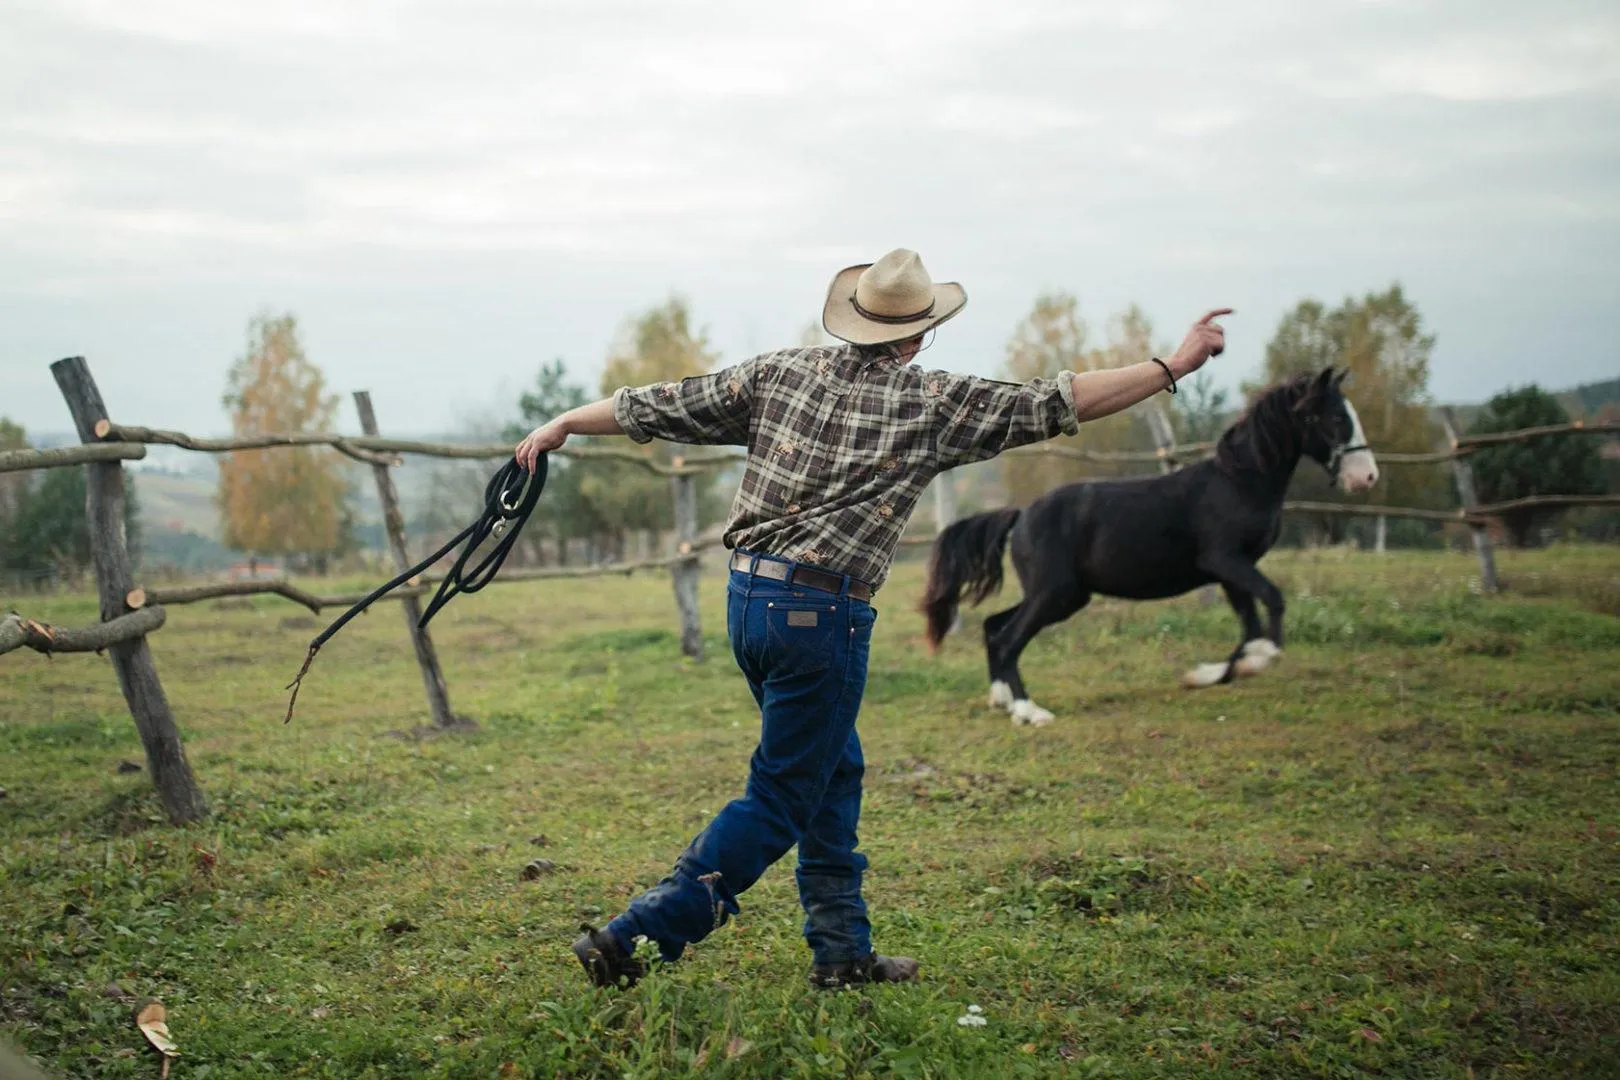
[1197,307,1235,325]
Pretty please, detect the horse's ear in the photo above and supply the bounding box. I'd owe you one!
[1295,367,1333,411]
[1316,367,1337,391]
[1331,368,1348,389]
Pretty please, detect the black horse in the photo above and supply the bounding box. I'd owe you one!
[920,368,1379,726]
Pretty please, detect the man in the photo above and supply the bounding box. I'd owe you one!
[515,249,1229,989]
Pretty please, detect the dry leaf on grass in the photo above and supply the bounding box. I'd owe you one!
[134,999,179,1077]
[725,1037,753,1060]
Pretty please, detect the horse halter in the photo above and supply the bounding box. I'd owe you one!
[1325,438,1370,479]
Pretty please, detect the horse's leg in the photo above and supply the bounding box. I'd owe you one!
[988,586,1090,726]
[1182,584,1264,688]
[1188,556,1285,688]
[982,605,1022,709]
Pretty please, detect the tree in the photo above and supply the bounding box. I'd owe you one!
[2,464,140,581]
[1468,385,1605,547]
[216,313,350,572]
[589,297,722,559]
[1170,372,1232,444]
[998,294,1160,507]
[503,358,600,564]
[0,418,30,535]
[1260,286,1446,543]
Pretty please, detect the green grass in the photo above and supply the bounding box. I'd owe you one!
[2,545,1619,1078]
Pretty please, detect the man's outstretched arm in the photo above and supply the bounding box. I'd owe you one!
[515,398,621,473]
[933,308,1233,469]
[1070,308,1232,422]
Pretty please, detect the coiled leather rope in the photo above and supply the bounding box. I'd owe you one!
[284,455,547,722]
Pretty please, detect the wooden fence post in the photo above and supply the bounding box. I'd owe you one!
[352,392,464,729]
[669,465,703,660]
[50,357,209,825]
[1440,407,1499,592]
[1144,402,1179,476]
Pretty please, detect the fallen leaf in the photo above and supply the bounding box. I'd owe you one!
[383,918,419,935]
[135,999,179,1077]
[310,1006,329,1020]
[528,834,550,847]
[116,760,142,774]
[725,1037,753,1060]
[1357,1028,1382,1043]
[520,859,556,881]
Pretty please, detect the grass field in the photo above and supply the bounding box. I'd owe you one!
[3,545,1619,1078]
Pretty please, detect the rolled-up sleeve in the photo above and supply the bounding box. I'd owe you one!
[931,371,1080,469]
[611,359,757,446]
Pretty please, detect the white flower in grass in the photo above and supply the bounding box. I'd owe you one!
[956,1004,987,1027]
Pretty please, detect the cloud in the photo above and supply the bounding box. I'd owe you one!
[0,0,1616,434]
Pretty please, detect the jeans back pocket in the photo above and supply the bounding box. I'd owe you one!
[762,598,841,678]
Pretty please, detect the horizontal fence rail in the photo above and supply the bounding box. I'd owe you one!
[0,607,167,657]
[95,422,744,477]
[0,441,148,473]
[9,419,1608,477]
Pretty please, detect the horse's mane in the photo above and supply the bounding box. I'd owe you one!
[1214,374,1314,475]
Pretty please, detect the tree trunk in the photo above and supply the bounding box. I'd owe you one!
[669,473,703,660]
[51,357,209,825]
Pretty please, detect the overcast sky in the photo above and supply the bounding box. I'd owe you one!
[2,0,1616,438]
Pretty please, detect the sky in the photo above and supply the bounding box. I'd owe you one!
[2,0,1617,439]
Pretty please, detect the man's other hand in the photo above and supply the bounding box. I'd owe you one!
[1168,309,1233,378]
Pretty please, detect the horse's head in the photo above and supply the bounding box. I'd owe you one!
[1295,368,1379,494]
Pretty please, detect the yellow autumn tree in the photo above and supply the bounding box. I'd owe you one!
[584,297,722,559]
[998,294,1161,507]
[217,313,348,571]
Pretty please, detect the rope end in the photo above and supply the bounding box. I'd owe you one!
[283,643,320,723]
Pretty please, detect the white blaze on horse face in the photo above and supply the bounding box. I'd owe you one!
[1337,398,1379,494]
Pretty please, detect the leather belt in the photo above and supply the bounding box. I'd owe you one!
[729,551,873,602]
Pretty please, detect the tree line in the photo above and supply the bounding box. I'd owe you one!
[1,284,1612,585]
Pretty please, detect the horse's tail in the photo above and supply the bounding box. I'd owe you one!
[920,507,1022,651]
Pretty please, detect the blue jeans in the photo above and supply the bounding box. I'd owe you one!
[604,555,878,965]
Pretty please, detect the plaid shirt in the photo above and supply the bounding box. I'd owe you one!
[613,342,1079,591]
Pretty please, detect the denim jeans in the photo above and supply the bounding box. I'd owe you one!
[605,554,877,965]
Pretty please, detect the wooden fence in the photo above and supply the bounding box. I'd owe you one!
[5,355,1617,823]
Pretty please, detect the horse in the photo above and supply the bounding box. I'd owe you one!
[919,367,1380,726]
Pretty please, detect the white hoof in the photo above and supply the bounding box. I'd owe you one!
[988,680,1014,709]
[1010,699,1054,727]
[1181,662,1230,689]
[1233,639,1281,677]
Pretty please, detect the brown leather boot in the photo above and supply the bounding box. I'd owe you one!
[571,924,646,989]
[809,953,920,990]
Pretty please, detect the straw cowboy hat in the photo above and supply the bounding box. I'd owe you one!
[822,249,968,346]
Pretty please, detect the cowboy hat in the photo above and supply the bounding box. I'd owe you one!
[822,248,968,346]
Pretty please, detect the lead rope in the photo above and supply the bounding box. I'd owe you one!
[284,455,548,723]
